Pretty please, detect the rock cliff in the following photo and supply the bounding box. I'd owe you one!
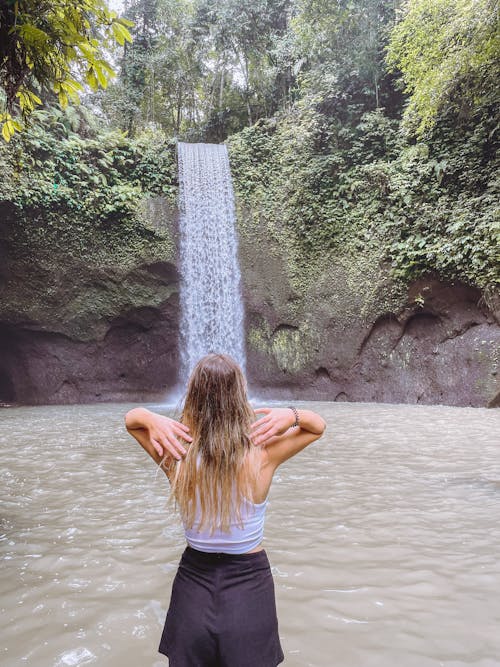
[0,199,180,405]
[0,197,498,407]
[237,209,499,407]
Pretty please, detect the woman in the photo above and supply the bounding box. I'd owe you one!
[125,353,326,666]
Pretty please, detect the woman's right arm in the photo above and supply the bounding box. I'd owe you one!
[125,407,191,460]
[251,407,326,469]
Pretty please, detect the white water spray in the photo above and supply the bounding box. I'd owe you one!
[177,142,246,381]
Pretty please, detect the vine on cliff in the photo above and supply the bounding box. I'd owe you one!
[0,107,178,264]
[228,104,499,294]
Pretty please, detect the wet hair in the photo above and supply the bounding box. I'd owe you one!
[169,353,260,533]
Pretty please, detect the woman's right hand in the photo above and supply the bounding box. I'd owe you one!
[148,414,192,460]
[250,407,296,447]
[125,408,192,460]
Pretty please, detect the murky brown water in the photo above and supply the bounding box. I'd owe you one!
[1,401,500,667]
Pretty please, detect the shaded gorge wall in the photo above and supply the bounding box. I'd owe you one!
[225,110,499,408]
[0,195,181,405]
[3,190,496,408]
[0,127,181,405]
[0,124,498,407]
[236,205,499,407]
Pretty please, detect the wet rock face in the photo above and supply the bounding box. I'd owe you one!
[0,195,498,407]
[233,195,499,407]
[349,281,499,406]
[243,279,500,406]
[233,198,499,408]
[0,295,180,405]
[0,259,181,406]
[4,268,496,407]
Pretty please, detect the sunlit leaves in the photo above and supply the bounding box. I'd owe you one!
[16,88,42,111]
[0,112,23,142]
[386,0,500,136]
[112,19,134,45]
[0,1,136,140]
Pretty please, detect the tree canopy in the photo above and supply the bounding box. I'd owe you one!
[0,0,498,294]
[2,0,497,142]
[0,0,133,141]
[386,0,500,135]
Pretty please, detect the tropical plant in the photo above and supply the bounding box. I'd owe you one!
[386,0,500,135]
[0,0,134,141]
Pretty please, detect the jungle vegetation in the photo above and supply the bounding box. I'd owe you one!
[0,0,498,294]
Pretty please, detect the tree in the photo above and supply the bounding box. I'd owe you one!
[101,0,204,137]
[193,0,293,134]
[386,0,500,135]
[292,0,401,115]
[102,0,294,140]
[0,0,133,141]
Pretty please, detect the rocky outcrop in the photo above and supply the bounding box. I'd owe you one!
[0,198,181,405]
[0,197,498,407]
[0,262,181,405]
[238,215,499,407]
[351,281,498,406]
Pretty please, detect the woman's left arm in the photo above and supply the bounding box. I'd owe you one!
[125,408,192,464]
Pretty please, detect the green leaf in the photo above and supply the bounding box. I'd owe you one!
[31,91,42,105]
[62,79,83,93]
[2,123,12,142]
[112,21,132,46]
[117,17,135,28]
[58,91,69,108]
[94,64,107,88]
[85,68,98,91]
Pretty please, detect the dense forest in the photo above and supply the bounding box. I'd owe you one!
[0,0,498,295]
[0,0,498,406]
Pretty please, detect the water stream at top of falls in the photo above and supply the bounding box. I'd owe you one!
[177,142,246,381]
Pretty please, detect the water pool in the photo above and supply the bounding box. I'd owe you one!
[1,401,499,666]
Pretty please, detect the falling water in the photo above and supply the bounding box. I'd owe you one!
[177,142,246,380]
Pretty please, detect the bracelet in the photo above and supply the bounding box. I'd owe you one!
[288,406,300,428]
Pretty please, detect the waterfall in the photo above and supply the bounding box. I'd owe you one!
[177,142,246,381]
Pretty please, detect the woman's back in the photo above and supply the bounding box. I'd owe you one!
[124,353,326,667]
[183,492,268,554]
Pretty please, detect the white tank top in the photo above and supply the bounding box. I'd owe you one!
[183,494,268,554]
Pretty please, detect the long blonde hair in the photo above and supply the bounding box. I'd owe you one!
[169,353,260,533]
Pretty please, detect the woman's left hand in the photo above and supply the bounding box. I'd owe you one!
[250,407,296,447]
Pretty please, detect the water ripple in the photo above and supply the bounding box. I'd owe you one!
[1,401,499,666]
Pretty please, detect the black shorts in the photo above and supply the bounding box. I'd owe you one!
[158,546,285,667]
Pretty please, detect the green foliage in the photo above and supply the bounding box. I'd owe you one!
[100,0,294,139]
[227,0,499,295]
[386,0,500,136]
[228,103,499,292]
[114,0,203,136]
[292,0,403,116]
[0,0,133,140]
[0,107,177,263]
[105,0,399,140]
[0,0,498,307]
[195,0,293,128]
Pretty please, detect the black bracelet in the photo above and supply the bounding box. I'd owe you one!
[288,406,299,428]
